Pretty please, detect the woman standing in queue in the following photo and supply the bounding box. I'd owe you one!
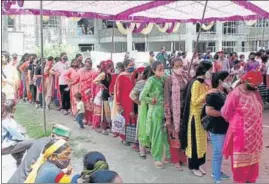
[164,58,189,170]
[77,58,95,126]
[64,59,80,116]
[114,59,135,145]
[180,61,215,177]
[221,71,263,183]
[140,61,170,169]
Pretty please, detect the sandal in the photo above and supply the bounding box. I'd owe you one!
[95,129,102,133]
[102,130,109,136]
[113,133,119,138]
[192,169,203,177]
[199,166,207,175]
[131,144,139,152]
[174,163,183,171]
[121,140,130,146]
[154,161,164,169]
[140,154,147,159]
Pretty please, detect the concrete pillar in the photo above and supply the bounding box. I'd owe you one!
[185,23,194,54]
[216,22,223,51]
[2,15,9,51]
[127,31,133,52]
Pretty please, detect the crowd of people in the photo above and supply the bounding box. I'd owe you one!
[1,47,268,183]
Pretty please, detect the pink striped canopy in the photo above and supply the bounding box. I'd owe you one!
[2,0,269,23]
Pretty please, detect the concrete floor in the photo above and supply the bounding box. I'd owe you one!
[1,105,269,183]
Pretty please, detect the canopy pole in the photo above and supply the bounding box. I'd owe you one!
[188,0,208,74]
[40,0,47,134]
[111,20,115,60]
[262,18,265,49]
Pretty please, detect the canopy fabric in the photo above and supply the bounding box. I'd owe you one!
[2,0,269,23]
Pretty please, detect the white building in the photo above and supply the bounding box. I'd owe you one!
[2,15,269,56]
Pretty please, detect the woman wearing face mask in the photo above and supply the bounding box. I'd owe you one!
[140,61,171,169]
[25,139,72,183]
[221,71,263,183]
[64,59,80,116]
[205,71,230,183]
[76,58,95,126]
[180,61,216,177]
[114,59,135,145]
[164,58,189,170]
[18,53,31,103]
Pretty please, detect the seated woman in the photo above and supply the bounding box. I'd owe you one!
[89,170,123,183]
[24,139,72,183]
[71,151,109,183]
[2,97,33,167]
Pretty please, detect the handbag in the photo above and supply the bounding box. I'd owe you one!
[111,114,125,135]
[201,104,212,131]
[126,125,138,143]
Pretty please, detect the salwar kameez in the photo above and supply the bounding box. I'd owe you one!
[115,73,135,141]
[221,87,263,183]
[64,68,80,116]
[78,68,95,125]
[92,72,102,129]
[44,62,54,107]
[140,76,170,161]
[181,79,210,170]
[130,80,150,147]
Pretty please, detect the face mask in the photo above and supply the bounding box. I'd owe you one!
[54,159,71,169]
[85,65,91,70]
[63,57,68,62]
[173,68,183,75]
[115,68,120,74]
[246,83,257,91]
[222,82,232,89]
[13,57,17,60]
[205,71,212,79]
[127,66,135,73]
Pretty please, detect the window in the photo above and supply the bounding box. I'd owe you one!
[256,19,269,28]
[223,21,239,35]
[43,16,58,28]
[8,16,15,28]
[134,43,145,52]
[79,44,94,52]
[222,41,236,53]
[174,41,185,52]
[196,23,216,33]
[207,42,216,52]
[77,18,94,35]
[102,20,114,29]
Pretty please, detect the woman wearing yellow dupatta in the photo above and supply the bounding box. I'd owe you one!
[25,139,72,183]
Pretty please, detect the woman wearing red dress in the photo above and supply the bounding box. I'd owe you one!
[114,59,135,145]
[77,58,95,125]
[64,59,80,116]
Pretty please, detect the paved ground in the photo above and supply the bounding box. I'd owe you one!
[1,104,269,183]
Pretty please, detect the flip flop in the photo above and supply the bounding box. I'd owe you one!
[154,161,164,169]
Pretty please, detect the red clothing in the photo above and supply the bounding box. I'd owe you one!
[115,73,134,124]
[64,68,79,116]
[109,74,118,95]
[78,68,95,124]
[91,72,102,129]
[221,87,263,183]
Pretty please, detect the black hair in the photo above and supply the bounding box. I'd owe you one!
[85,57,92,64]
[195,61,212,77]
[142,65,154,80]
[212,71,229,88]
[151,60,163,71]
[76,53,82,59]
[123,59,133,69]
[55,57,61,63]
[116,62,124,70]
[234,59,240,65]
[255,51,262,57]
[89,170,119,183]
[171,57,183,67]
[2,51,10,62]
[60,52,67,58]
[214,54,219,60]
[149,51,154,55]
[83,151,108,170]
[261,55,268,63]
[71,58,77,66]
[266,49,269,55]
[239,54,245,59]
[47,56,54,61]
[74,92,82,100]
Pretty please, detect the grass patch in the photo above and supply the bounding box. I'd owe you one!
[15,103,52,139]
